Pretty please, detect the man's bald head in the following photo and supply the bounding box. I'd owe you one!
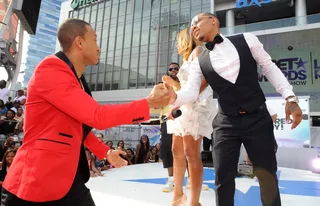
[191,13,220,29]
[203,12,219,26]
[191,12,220,42]
[200,12,217,18]
[57,19,90,52]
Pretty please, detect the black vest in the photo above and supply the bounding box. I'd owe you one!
[199,34,266,116]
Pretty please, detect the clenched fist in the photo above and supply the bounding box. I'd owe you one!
[146,83,170,109]
[106,150,128,168]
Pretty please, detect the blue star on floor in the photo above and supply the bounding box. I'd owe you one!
[125,168,320,206]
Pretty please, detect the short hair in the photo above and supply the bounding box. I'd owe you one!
[7,109,16,115]
[168,62,180,68]
[117,140,124,146]
[126,148,134,154]
[202,13,217,18]
[202,12,220,27]
[97,133,104,138]
[0,80,7,86]
[57,19,90,52]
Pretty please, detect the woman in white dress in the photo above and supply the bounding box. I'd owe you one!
[163,28,217,206]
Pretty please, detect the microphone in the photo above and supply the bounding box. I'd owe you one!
[162,109,182,122]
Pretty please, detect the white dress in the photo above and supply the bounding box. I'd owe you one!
[167,52,217,140]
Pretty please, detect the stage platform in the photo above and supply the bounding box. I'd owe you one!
[86,163,320,206]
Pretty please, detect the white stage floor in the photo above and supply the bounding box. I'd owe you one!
[86,163,320,206]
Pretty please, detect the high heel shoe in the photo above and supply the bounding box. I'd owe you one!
[172,193,187,206]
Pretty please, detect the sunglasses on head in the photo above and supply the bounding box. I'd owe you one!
[168,67,179,71]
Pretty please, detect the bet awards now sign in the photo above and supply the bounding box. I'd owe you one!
[71,0,107,10]
[236,0,272,8]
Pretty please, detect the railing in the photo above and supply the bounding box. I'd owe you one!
[220,14,320,35]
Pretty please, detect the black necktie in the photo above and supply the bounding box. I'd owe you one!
[205,34,224,51]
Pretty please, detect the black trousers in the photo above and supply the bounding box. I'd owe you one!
[1,170,95,206]
[203,136,212,151]
[212,107,281,206]
[160,117,173,168]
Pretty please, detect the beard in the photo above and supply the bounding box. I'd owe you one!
[171,76,179,82]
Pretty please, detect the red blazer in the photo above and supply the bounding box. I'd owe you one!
[3,55,150,202]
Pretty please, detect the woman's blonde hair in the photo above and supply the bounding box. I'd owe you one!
[177,28,201,62]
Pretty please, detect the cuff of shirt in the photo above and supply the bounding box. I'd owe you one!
[171,93,183,108]
[282,90,295,100]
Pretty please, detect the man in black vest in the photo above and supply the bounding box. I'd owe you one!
[167,13,302,206]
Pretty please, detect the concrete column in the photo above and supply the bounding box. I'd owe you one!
[295,0,307,26]
[9,23,24,91]
[0,0,15,39]
[210,0,215,14]
[226,10,235,35]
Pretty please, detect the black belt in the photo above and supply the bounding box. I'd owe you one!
[218,103,267,115]
[238,103,267,115]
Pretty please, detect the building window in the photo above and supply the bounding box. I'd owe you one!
[90,84,95,91]
[104,83,111,90]
[75,0,200,91]
[112,83,119,90]
[97,83,103,91]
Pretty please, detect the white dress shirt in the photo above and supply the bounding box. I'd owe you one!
[0,88,9,103]
[266,101,277,116]
[173,33,295,107]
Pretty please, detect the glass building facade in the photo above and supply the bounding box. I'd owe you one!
[23,0,65,86]
[69,0,212,92]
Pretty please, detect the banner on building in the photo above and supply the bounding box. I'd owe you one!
[257,28,320,112]
[102,125,140,141]
[268,97,310,148]
[141,125,161,146]
[99,125,161,148]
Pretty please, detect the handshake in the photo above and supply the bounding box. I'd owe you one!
[146,83,176,109]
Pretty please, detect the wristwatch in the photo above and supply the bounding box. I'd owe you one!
[286,96,299,104]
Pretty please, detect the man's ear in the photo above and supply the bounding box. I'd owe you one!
[211,17,217,25]
[74,36,84,50]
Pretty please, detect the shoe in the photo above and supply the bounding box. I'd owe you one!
[201,184,209,190]
[186,178,191,189]
[172,193,187,206]
[186,178,209,190]
[162,177,174,192]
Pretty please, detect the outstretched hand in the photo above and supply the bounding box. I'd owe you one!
[162,83,177,104]
[285,102,302,129]
[162,76,179,104]
[146,84,170,109]
[162,75,176,87]
[106,150,128,168]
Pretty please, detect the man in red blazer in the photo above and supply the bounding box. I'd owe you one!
[1,19,169,206]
